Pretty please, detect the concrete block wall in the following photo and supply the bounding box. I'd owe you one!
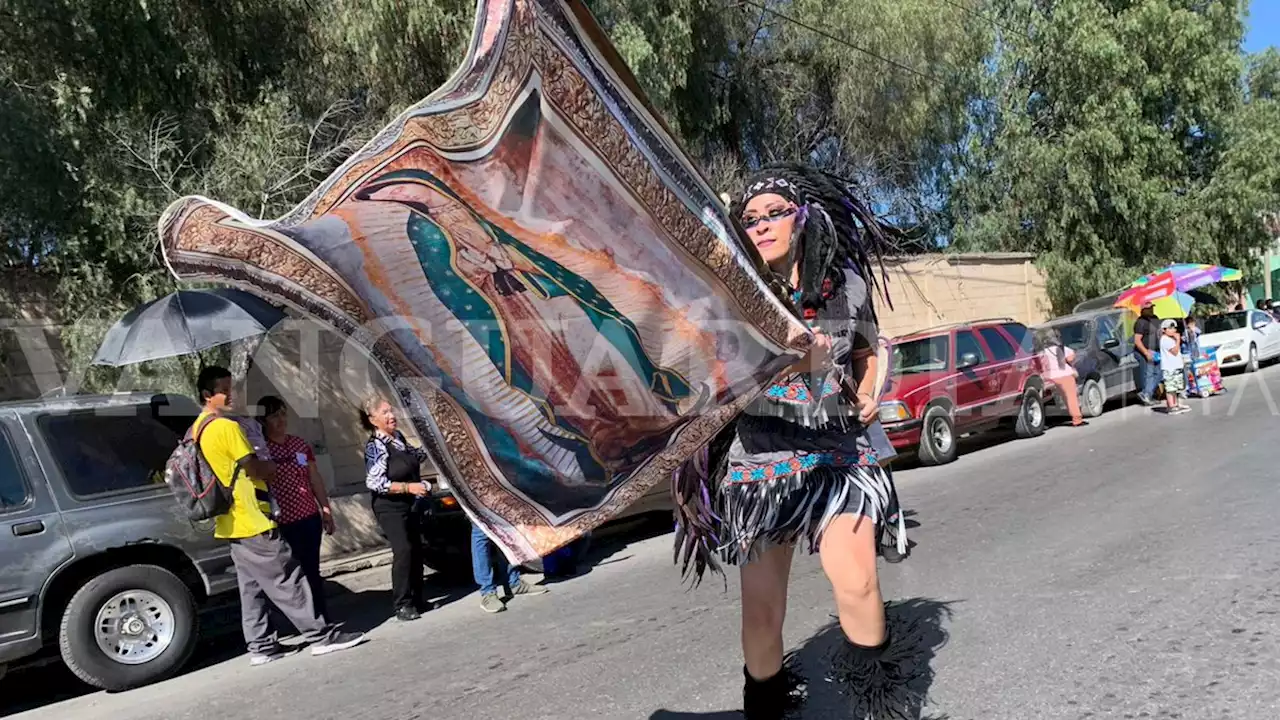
[244,318,437,560]
[877,253,1050,338]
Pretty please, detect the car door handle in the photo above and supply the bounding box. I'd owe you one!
[12,521,44,537]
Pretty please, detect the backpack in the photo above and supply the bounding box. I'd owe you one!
[165,415,240,522]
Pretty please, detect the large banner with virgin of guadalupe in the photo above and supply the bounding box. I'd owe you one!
[159,0,812,563]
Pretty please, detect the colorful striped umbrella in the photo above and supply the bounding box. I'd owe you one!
[1152,291,1195,320]
[1130,264,1242,293]
[1115,270,1177,311]
[1116,264,1241,313]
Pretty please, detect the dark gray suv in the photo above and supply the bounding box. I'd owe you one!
[0,392,236,691]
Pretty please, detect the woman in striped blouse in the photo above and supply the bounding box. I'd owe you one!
[362,394,432,622]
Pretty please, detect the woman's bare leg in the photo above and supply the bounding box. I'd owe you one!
[740,542,796,679]
[819,513,886,646]
[1059,375,1084,424]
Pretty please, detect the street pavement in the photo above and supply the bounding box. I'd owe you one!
[7,367,1280,720]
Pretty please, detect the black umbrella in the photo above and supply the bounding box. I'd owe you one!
[91,288,286,367]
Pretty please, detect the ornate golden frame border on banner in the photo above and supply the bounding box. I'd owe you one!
[160,0,810,562]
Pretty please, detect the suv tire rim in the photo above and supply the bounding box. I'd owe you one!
[94,590,175,665]
[1087,383,1103,413]
[1026,396,1043,427]
[929,416,952,453]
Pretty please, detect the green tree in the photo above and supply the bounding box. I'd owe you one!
[951,0,1253,311]
[1195,48,1280,274]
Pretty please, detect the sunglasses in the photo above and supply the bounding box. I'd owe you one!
[741,206,797,230]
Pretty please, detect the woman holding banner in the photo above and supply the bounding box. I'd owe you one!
[672,165,920,720]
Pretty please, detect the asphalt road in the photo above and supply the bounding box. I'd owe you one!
[8,367,1280,720]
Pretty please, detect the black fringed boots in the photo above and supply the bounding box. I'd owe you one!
[742,660,807,720]
[828,629,926,720]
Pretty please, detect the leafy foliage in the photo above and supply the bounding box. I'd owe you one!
[951,0,1277,311]
[0,0,1277,349]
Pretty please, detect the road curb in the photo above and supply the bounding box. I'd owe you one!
[320,547,392,581]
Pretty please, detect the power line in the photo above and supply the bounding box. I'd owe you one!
[934,0,1034,41]
[738,0,947,85]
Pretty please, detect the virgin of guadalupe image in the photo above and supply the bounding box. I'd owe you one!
[350,168,699,488]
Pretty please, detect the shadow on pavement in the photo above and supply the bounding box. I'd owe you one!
[650,707,742,712]
[647,597,953,720]
[902,508,922,530]
[536,511,673,584]
[0,607,244,718]
[0,584,433,718]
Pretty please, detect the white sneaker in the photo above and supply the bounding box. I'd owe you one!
[248,646,297,666]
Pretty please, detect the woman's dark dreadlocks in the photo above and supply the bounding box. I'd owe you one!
[732,163,894,325]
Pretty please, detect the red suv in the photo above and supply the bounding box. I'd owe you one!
[877,319,1047,465]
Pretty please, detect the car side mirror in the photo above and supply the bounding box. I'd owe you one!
[1254,321,1269,331]
[1102,338,1120,349]
[957,352,980,369]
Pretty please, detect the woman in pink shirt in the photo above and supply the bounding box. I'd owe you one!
[258,395,335,616]
[1038,329,1085,426]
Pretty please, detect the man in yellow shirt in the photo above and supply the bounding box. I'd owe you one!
[195,366,366,665]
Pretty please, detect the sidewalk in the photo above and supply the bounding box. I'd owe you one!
[319,547,394,596]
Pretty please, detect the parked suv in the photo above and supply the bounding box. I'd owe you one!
[0,393,237,691]
[877,319,1047,465]
[1033,309,1138,417]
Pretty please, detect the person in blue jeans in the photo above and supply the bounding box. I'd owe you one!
[471,524,548,613]
[1133,302,1161,404]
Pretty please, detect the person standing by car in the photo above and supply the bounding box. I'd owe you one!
[1133,302,1161,405]
[362,394,432,622]
[258,395,335,618]
[471,523,548,614]
[195,367,366,665]
[1037,329,1085,426]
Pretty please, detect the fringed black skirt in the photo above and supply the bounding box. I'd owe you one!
[716,462,904,566]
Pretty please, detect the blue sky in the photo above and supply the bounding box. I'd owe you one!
[1246,0,1278,52]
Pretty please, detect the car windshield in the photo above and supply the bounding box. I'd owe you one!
[1204,312,1247,333]
[1047,321,1089,350]
[892,335,950,374]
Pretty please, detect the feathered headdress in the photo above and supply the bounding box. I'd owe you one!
[732,163,893,324]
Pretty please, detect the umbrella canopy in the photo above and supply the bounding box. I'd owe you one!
[1153,291,1196,320]
[91,288,285,367]
[1131,263,1242,293]
[1116,265,1240,313]
[1115,271,1177,311]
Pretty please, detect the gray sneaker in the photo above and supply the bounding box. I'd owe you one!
[479,592,506,614]
[310,631,368,656]
[508,579,549,597]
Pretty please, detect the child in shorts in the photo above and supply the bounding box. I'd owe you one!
[1159,319,1189,414]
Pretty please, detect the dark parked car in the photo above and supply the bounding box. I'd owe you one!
[0,393,238,691]
[1033,308,1138,417]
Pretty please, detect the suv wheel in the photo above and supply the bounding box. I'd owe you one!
[1081,377,1106,418]
[1015,389,1046,438]
[59,565,198,691]
[917,405,958,466]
